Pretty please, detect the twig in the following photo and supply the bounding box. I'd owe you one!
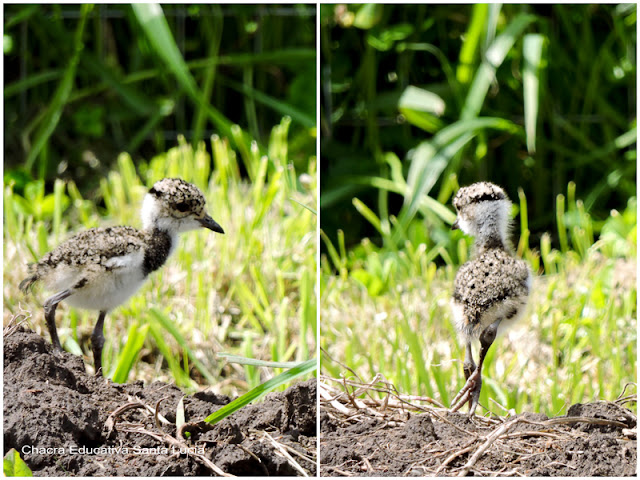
[118,423,232,477]
[154,396,170,430]
[616,382,636,402]
[104,401,150,435]
[457,417,521,476]
[543,416,629,429]
[259,431,310,477]
[434,440,477,474]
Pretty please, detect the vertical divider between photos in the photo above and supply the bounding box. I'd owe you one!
[315,1,322,467]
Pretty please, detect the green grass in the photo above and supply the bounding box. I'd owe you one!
[320,4,636,259]
[320,185,636,417]
[4,119,317,396]
[5,5,316,180]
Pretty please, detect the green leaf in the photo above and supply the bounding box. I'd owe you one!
[221,78,315,129]
[25,4,92,170]
[457,4,489,84]
[353,197,383,234]
[462,14,536,119]
[398,86,445,132]
[353,4,383,29]
[80,52,156,115]
[4,70,61,98]
[290,197,317,215]
[131,4,251,159]
[204,359,316,425]
[403,117,518,220]
[367,23,414,51]
[4,449,33,477]
[148,322,194,388]
[351,269,384,297]
[523,34,546,153]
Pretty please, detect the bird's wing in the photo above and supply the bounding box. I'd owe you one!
[39,226,148,270]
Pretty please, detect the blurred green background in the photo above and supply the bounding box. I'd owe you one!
[320,3,636,256]
[319,4,636,416]
[4,4,316,188]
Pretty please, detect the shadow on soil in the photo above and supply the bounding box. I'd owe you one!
[320,378,637,476]
[3,327,316,476]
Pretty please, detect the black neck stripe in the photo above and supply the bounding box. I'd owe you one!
[470,191,506,204]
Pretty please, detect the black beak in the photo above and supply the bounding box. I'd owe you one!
[199,215,225,234]
[451,219,460,231]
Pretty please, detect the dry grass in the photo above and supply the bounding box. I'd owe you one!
[320,374,637,476]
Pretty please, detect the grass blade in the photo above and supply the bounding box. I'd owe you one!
[176,396,186,431]
[218,353,302,369]
[457,3,488,84]
[148,307,217,385]
[25,4,92,170]
[398,85,445,132]
[221,77,315,129]
[523,34,546,153]
[131,4,251,159]
[462,14,536,119]
[204,359,316,425]
[111,322,150,383]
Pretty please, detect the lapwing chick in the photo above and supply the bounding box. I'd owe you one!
[449,182,531,416]
[19,178,224,376]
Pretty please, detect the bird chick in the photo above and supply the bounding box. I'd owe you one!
[449,182,531,416]
[19,178,224,376]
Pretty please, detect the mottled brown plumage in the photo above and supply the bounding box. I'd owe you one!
[453,249,530,338]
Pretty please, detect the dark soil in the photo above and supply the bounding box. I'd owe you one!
[320,380,637,476]
[3,327,317,476]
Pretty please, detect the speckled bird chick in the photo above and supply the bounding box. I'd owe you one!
[449,182,531,416]
[19,178,224,375]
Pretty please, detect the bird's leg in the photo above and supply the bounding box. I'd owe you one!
[43,289,73,351]
[468,320,500,416]
[463,342,476,380]
[451,341,477,412]
[91,311,107,376]
[462,342,476,409]
[451,320,500,416]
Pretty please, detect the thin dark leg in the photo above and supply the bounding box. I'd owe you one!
[467,320,500,415]
[451,341,478,412]
[463,342,476,409]
[91,311,107,376]
[451,320,501,415]
[43,289,73,351]
[463,342,476,380]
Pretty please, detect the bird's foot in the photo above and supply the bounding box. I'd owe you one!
[450,368,482,416]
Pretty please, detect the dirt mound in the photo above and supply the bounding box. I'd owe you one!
[320,378,637,476]
[3,327,316,476]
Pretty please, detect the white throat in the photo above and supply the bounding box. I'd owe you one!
[476,200,510,244]
[141,194,160,231]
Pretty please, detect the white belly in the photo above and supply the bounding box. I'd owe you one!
[43,251,148,312]
[65,271,147,311]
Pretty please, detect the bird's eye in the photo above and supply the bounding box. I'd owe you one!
[176,202,189,212]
